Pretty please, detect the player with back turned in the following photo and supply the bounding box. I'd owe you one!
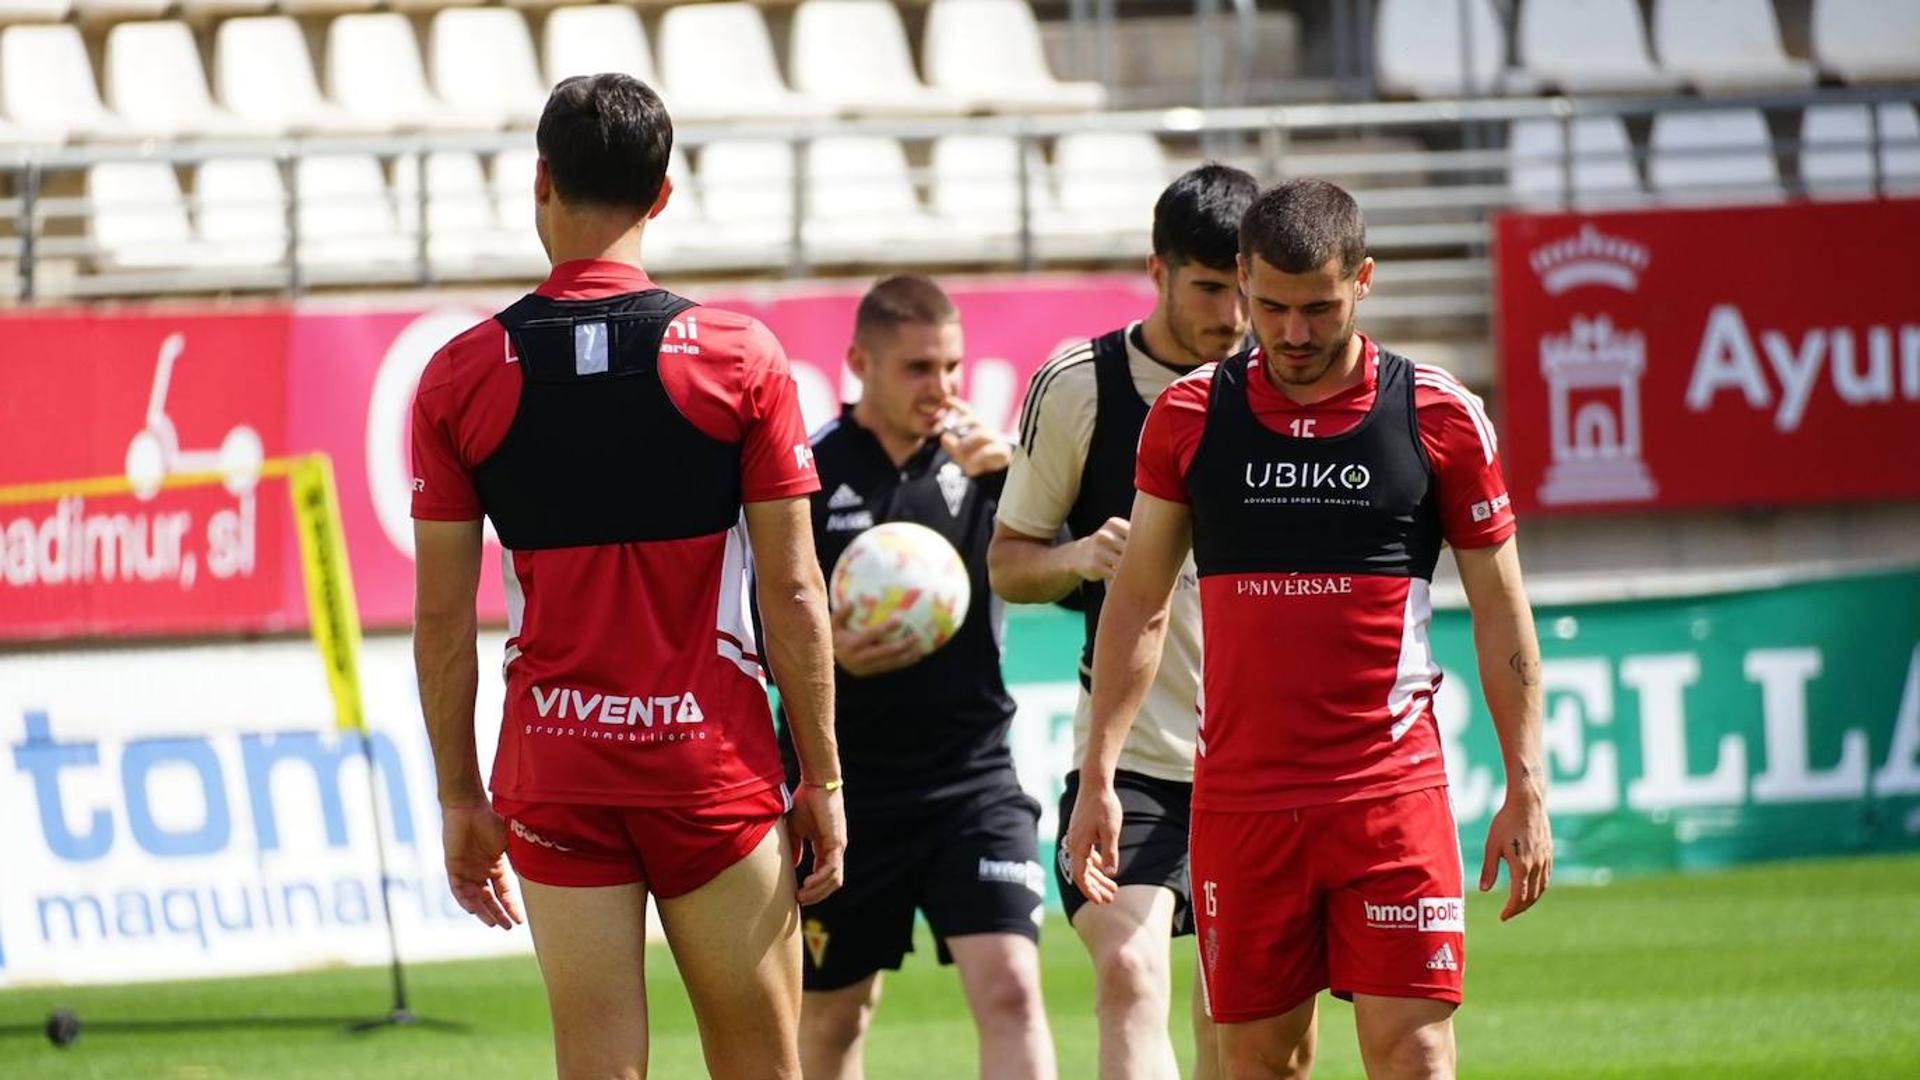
[410,74,844,1080]
[779,275,1057,1080]
[1068,178,1552,1080]
[990,164,1270,1080]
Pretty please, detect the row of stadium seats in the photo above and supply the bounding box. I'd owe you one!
[1509,103,1920,207]
[0,0,1101,146]
[1379,0,1917,98]
[79,132,1169,279]
[68,101,1920,281]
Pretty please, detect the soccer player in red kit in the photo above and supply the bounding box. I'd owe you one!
[1066,178,1551,1080]
[411,74,844,1080]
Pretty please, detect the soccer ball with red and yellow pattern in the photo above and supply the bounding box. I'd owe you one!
[828,521,971,656]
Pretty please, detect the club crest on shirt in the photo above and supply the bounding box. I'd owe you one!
[937,461,968,517]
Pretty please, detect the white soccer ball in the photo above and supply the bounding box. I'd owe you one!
[829,521,971,656]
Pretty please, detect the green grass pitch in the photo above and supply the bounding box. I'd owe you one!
[2,854,1917,1078]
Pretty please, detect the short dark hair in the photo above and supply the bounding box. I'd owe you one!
[854,275,957,344]
[536,74,673,212]
[1239,178,1368,277]
[1152,163,1259,270]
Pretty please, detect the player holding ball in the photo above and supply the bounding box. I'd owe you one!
[777,275,1058,1080]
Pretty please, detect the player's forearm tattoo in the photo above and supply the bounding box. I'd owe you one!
[1508,651,1541,688]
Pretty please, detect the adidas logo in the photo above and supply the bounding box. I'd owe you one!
[827,483,862,510]
[1426,944,1458,972]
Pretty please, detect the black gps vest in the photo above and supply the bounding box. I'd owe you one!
[1062,328,1151,682]
[471,289,742,551]
[1186,348,1443,581]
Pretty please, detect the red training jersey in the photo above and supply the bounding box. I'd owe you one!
[1135,337,1515,811]
[410,260,819,807]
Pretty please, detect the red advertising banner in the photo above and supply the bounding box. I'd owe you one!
[1495,198,1920,515]
[1,275,1153,640]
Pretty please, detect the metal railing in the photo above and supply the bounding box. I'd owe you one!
[3,85,1916,323]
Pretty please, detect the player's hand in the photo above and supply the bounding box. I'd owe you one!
[1073,517,1131,582]
[1480,783,1553,921]
[1065,772,1124,905]
[938,399,1012,477]
[831,603,926,677]
[441,803,523,930]
[790,780,848,905]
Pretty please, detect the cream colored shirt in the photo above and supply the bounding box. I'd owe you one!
[997,322,1203,783]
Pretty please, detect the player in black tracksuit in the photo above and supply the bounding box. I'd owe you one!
[776,276,1058,1078]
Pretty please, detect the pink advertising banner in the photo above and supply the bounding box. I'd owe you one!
[1,274,1154,640]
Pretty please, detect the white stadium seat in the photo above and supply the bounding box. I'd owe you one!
[0,0,71,22]
[1375,0,1537,98]
[931,133,1054,231]
[214,17,379,136]
[0,114,64,147]
[0,24,144,142]
[1649,109,1783,203]
[790,0,970,117]
[395,150,545,274]
[1508,116,1645,208]
[656,3,829,123]
[543,5,659,85]
[804,135,968,262]
[1517,0,1681,94]
[1653,0,1813,93]
[1800,104,1920,197]
[488,147,540,257]
[193,157,289,266]
[88,162,197,270]
[294,154,415,268]
[326,14,504,133]
[430,9,547,129]
[106,22,283,140]
[922,0,1105,113]
[695,139,796,255]
[1811,0,1920,83]
[1040,132,1167,258]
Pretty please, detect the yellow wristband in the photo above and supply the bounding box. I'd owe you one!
[816,778,845,793]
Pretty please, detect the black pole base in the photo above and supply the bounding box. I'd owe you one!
[347,1009,468,1035]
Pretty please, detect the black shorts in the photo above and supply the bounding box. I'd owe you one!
[1055,768,1196,937]
[796,783,1044,991]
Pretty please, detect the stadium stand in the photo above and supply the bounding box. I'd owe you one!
[0,0,68,21]
[1508,116,1645,208]
[73,0,167,23]
[1652,0,1814,93]
[87,161,201,270]
[1,23,146,142]
[1516,0,1682,94]
[393,149,544,275]
[192,156,290,266]
[293,153,415,273]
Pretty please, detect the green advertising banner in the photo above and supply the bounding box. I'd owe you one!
[998,567,1920,881]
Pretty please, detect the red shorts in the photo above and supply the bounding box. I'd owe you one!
[496,783,789,898]
[1191,786,1464,1022]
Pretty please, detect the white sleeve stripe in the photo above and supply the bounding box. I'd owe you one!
[1018,348,1095,451]
[1413,375,1497,465]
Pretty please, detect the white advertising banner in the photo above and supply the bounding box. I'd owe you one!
[0,634,529,988]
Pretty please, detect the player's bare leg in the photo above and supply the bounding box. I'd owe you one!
[947,931,1057,1080]
[521,880,651,1080]
[1217,996,1316,1080]
[1352,995,1454,1080]
[799,973,884,1080]
[1071,884,1179,1079]
[657,822,805,1080]
[1190,968,1230,1080]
